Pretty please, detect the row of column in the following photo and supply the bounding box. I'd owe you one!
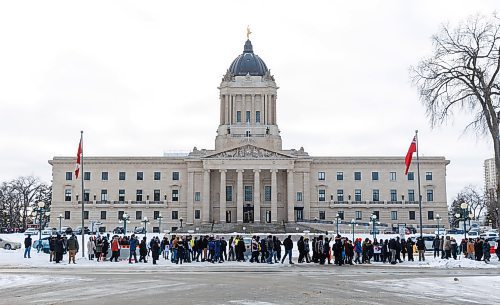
[220,94,276,126]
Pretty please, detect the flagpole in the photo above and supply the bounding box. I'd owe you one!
[415,130,423,238]
[80,130,85,258]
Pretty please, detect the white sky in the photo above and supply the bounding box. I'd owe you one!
[0,0,496,204]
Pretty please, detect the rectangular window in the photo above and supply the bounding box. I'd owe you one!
[391,211,398,220]
[337,189,344,202]
[194,192,201,202]
[65,172,72,181]
[296,192,303,202]
[336,172,344,180]
[318,172,325,180]
[172,190,179,202]
[101,171,108,181]
[172,171,179,181]
[246,111,250,123]
[136,172,143,180]
[354,189,361,201]
[226,186,233,201]
[256,111,261,123]
[136,190,143,202]
[118,189,125,202]
[354,171,361,181]
[428,211,434,220]
[319,211,326,220]
[172,211,178,220]
[153,211,160,220]
[84,172,91,181]
[390,171,396,181]
[83,190,90,202]
[318,189,326,202]
[136,211,142,220]
[100,189,108,202]
[408,190,415,202]
[338,211,344,220]
[64,211,70,220]
[426,172,433,181]
[244,186,253,201]
[118,211,124,220]
[154,190,160,202]
[119,172,126,180]
[427,190,434,202]
[264,186,271,201]
[409,211,416,220]
[194,210,201,220]
[372,189,379,201]
[154,171,161,180]
[64,189,72,202]
[355,211,362,220]
[407,172,414,181]
[236,111,241,123]
[100,211,107,220]
[372,171,379,181]
[390,189,397,201]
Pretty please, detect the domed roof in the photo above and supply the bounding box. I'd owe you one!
[228,40,268,76]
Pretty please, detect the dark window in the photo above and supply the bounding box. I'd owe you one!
[65,189,71,202]
[100,211,106,220]
[355,189,361,201]
[372,190,379,201]
[195,210,201,220]
[355,211,362,220]
[318,172,325,180]
[244,186,253,201]
[154,171,161,180]
[407,172,414,181]
[83,190,90,202]
[172,211,178,220]
[390,190,397,201]
[246,111,251,123]
[372,172,379,181]
[319,211,326,220]
[136,190,143,202]
[137,172,143,180]
[236,111,241,123]
[296,192,303,202]
[64,211,70,220]
[172,172,179,181]
[318,189,326,202]
[336,172,343,180]
[194,192,201,201]
[337,189,344,202]
[172,190,179,202]
[391,211,398,220]
[338,211,344,220]
[354,172,361,181]
[118,189,125,202]
[264,186,271,201]
[154,190,160,202]
[426,172,433,181]
[119,172,126,180]
[427,190,434,202]
[390,172,396,181]
[256,111,261,123]
[408,190,415,202]
[84,172,91,181]
[154,211,160,220]
[428,211,434,220]
[118,211,124,220]
[65,172,72,181]
[226,186,233,201]
[101,172,108,181]
[100,189,108,202]
[136,211,142,220]
[409,211,416,220]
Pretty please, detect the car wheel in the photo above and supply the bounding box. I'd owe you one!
[4,244,11,250]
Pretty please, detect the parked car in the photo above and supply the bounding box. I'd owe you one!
[480,232,499,239]
[33,237,51,253]
[112,227,125,234]
[134,227,146,234]
[0,237,22,250]
[74,226,90,235]
[24,228,38,236]
[410,234,435,251]
[446,229,464,235]
[467,231,479,237]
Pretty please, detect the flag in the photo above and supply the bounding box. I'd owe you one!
[75,137,82,179]
[405,136,417,175]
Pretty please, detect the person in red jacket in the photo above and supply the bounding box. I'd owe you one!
[110,236,121,262]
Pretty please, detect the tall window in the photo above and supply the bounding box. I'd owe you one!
[338,211,344,220]
[336,172,344,180]
[118,211,124,220]
[172,171,179,181]
[64,189,72,202]
[171,211,178,220]
[83,211,89,220]
[318,189,326,202]
[296,192,303,202]
[100,211,107,220]
[119,172,126,180]
[372,189,380,201]
[390,189,397,201]
[194,210,201,220]
[100,189,108,202]
[64,211,71,220]
[407,172,414,181]
[246,111,251,123]
[391,211,398,220]
[337,189,344,202]
[354,172,361,181]
[426,172,433,181]
[154,211,160,220]
[137,172,143,180]
[264,186,271,201]
[65,172,72,181]
[408,190,415,202]
[226,186,233,201]
[244,186,253,201]
[355,211,362,220]
[136,211,142,220]
[319,211,325,220]
[318,172,325,180]
[409,211,416,220]
[136,190,143,201]
[83,190,90,202]
[118,189,125,202]
[354,189,361,201]
[390,172,396,181]
[428,211,434,220]
[101,171,108,181]
[236,111,241,123]
[373,211,379,219]
[84,172,91,181]
[154,189,160,202]
[372,172,379,181]
[256,111,261,123]
[194,192,201,201]
[172,190,179,201]
[154,172,161,180]
[427,189,434,202]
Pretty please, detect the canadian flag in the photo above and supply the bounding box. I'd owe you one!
[405,136,417,175]
[75,137,82,179]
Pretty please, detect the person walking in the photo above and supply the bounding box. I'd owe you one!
[297,236,305,263]
[139,237,148,263]
[266,235,274,264]
[24,235,32,258]
[281,235,294,264]
[66,234,79,264]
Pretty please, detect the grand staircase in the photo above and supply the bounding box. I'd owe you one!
[175,222,326,234]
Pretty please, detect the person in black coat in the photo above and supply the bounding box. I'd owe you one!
[333,235,343,266]
[151,238,160,265]
[406,237,414,261]
[54,235,64,263]
[101,238,110,261]
[139,237,148,263]
[297,236,305,263]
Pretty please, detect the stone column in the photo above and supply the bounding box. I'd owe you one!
[236,169,244,223]
[271,169,278,223]
[202,169,210,223]
[287,169,294,223]
[187,170,194,224]
[253,169,261,222]
[303,171,310,221]
[219,169,226,223]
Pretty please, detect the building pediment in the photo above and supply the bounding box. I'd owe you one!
[204,144,293,159]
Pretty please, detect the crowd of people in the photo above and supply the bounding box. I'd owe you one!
[24,232,500,266]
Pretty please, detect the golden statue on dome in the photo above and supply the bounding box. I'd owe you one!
[247,25,252,39]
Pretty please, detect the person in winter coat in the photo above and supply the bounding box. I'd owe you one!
[266,235,274,264]
[87,237,96,260]
[401,239,407,261]
[260,236,267,263]
[416,237,426,261]
[24,235,32,258]
[151,238,160,265]
[381,239,388,263]
[101,237,109,261]
[297,236,305,263]
[281,235,294,264]
[443,236,451,259]
[467,238,475,259]
[372,239,380,262]
[54,234,64,263]
[474,238,483,261]
[333,235,343,266]
[49,236,56,262]
[139,237,148,263]
[129,235,138,263]
[304,237,311,263]
[345,239,354,265]
[251,236,260,263]
[110,236,120,262]
[66,234,79,264]
[450,237,458,260]
[495,239,500,261]
[354,239,362,264]
[433,236,441,258]
[312,237,318,263]
[220,237,227,262]
[406,237,414,261]
[482,239,491,263]
[274,237,281,263]
[388,238,397,264]
[316,235,325,265]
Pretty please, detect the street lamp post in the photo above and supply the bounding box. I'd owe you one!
[33,201,47,242]
[142,217,149,237]
[436,214,442,236]
[350,219,356,242]
[158,214,163,233]
[179,217,183,229]
[335,213,340,235]
[371,214,378,240]
[122,213,130,235]
[455,202,470,240]
[57,213,63,233]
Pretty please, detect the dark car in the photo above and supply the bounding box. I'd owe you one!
[134,227,146,234]
[74,226,90,235]
[113,227,125,234]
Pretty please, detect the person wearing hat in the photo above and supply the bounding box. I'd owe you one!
[54,234,64,263]
[66,233,79,264]
[24,234,32,258]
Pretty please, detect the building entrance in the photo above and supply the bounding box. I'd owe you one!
[243,206,254,223]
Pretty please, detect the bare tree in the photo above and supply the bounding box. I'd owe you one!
[410,14,500,213]
[455,185,487,221]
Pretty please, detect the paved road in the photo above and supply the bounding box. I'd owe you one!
[1,265,498,305]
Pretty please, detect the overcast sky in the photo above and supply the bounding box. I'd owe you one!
[0,0,496,204]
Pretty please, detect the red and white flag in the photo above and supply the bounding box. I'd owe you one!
[405,136,417,175]
[75,137,82,179]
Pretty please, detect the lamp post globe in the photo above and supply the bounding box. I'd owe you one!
[350,219,356,242]
[371,214,377,240]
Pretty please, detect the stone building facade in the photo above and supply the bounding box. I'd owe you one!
[49,39,450,233]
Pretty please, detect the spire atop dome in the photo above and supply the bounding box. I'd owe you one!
[243,39,253,53]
